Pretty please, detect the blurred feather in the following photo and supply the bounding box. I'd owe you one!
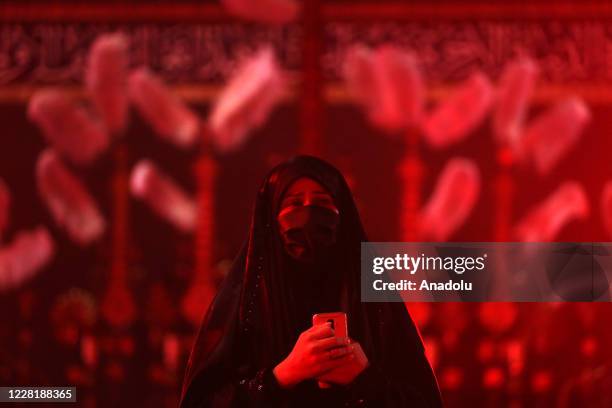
[418,158,481,241]
[128,67,200,149]
[515,182,589,242]
[221,0,299,24]
[343,45,424,133]
[422,72,494,149]
[85,33,130,135]
[130,160,196,232]
[208,47,286,152]
[36,149,106,245]
[493,57,539,147]
[28,90,110,165]
[518,98,590,175]
[0,227,54,291]
[343,46,378,118]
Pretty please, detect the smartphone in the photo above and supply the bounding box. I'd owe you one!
[312,312,348,339]
[312,312,348,389]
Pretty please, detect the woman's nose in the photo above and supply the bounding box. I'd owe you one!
[302,194,317,206]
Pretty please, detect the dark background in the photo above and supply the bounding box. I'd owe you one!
[1,1,611,407]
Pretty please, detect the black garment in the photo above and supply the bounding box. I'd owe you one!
[180,156,443,407]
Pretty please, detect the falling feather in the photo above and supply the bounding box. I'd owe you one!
[344,45,424,133]
[85,33,130,135]
[515,182,589,242]
[128,68,200,149]
[130,160,197,232]
[418,158,481,241]
[422,72,494,149]
[0,227,55,291]
[28,90,110,165]
[518,98,590,175]
[493,57,539,147]
[208,47,286,152]
[36,149,106,245]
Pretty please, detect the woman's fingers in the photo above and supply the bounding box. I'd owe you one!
[328,344,354,359]
[319,351,355,372]
[312,336,349,352]
[308,323,335,340]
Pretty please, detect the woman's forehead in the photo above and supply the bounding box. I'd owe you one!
[283,177,331,197]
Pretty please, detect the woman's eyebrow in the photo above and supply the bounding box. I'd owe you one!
[283,190,330,199]
[282,192,303,199]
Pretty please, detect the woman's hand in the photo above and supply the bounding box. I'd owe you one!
[273,323,354,388]
[317,339,369,386]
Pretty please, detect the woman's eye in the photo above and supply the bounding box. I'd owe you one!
[282,199,302,208]
[313,196,333,206]
[281,194,334,209]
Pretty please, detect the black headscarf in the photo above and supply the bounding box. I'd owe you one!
[180,155,442,408]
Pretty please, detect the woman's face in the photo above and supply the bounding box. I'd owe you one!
[277,177,340,263]
[278,177,338,215]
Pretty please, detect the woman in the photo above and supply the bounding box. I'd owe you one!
[180,156,442,407]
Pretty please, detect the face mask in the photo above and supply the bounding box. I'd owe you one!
[277,206,340,263]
